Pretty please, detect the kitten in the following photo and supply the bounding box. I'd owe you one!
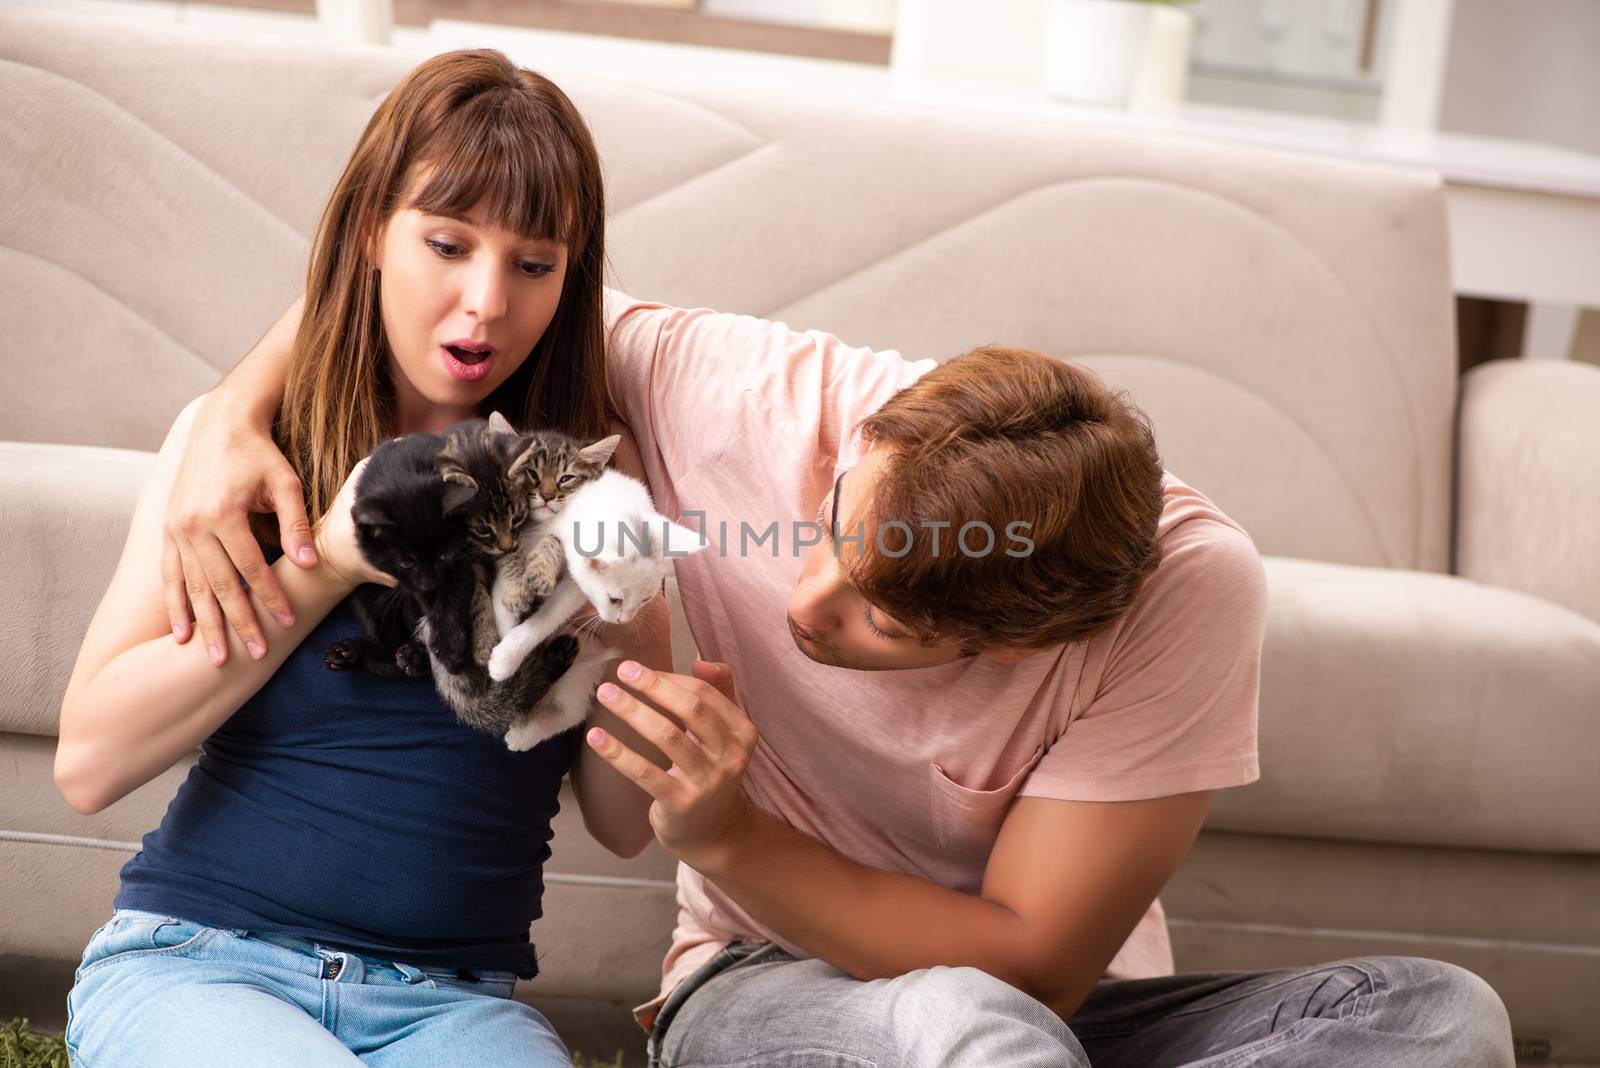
[425,415,619,747]
[323,432,463,679]
[487,470,708,687]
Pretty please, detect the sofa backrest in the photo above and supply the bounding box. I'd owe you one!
[0,8,1456,573]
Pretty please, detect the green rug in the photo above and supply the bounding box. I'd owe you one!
[0,1020,68,1068]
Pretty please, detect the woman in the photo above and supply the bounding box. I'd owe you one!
[55,49,665,1066]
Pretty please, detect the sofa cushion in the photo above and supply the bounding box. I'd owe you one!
[0,442,153,738]
[1207,556,1600,855]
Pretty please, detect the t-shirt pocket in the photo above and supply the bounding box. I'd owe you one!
[928,744,1045,869]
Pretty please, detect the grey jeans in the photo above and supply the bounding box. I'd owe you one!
[646,942,1515,1068]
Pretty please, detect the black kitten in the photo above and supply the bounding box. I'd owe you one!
[323,432,468,678]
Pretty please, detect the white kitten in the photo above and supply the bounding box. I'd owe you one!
[488,470,707,685]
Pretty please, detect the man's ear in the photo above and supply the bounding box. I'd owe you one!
[985,646,1042,664]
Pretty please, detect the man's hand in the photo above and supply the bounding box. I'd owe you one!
[588,659,758,864]
[162,392,317,665]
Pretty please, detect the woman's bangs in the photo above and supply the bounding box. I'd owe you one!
[408,94,582,248]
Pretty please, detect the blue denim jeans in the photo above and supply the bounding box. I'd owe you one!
[65,908,571,1067]
[648,942,1516,1068]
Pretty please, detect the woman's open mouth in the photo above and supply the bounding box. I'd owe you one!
[441,343,495,383]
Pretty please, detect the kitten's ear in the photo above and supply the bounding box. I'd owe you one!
[506,438,542,482]
[437,460,479,516]
[580,434,622,469]
[352,500,389,529]
[660,518,709,556]
[487,411,517,436]
[437,458,477,491]
[441,480,478,517]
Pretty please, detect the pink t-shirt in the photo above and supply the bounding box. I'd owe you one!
[603,291,1266,1030]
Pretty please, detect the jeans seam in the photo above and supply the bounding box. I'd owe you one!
[72,926,219,984]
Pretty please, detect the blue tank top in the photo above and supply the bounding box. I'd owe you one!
[115,557,574,979]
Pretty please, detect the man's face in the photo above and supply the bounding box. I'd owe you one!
[784,446,976,671]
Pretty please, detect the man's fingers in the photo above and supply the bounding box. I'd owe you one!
[217,515,294,633]
[616,662,737,755]
[270,471,317,568]
[585,727,681,802]
[161,533,194,643]
[177,539,228,666]
[596,682,707,774]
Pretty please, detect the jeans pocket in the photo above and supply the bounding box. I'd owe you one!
[73,911,216,983]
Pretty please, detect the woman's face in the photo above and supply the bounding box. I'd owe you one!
[371,197,568,435]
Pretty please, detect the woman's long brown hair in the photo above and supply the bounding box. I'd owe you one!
[273,49,608,538]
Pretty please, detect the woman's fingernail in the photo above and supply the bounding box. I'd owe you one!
[588,728,608,747]
[597,684,620,702]
[173,624,185,641]
[208,644,224,666]
[275,612,295,628]
[247,641,265,660]
[618,661,641,681]
[298,546,316,565]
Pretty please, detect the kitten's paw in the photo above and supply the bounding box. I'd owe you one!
[505,591,547,619]
[487,641,521,683]
[394,640,431,678]
[324,638,365,672]
[503,719,547,752]
[543,634,581,671]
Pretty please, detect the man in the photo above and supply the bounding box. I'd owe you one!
[166,293,1514,1067]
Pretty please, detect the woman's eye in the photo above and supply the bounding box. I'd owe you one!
[519,261,555,278]
[425,238,462,257]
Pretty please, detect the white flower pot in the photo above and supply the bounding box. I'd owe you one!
[1044,0,1193,109]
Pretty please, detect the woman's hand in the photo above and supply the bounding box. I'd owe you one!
[162,392,318,664]
[313,458,399,592]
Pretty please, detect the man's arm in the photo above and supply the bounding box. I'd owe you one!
[689,790,1213,1018]
[588,662,1216,1019]
[164,296,306,665]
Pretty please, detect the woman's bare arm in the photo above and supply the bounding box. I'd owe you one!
[165,296,305,665]
[56,394,360,815]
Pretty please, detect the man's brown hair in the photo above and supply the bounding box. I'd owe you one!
[850,346,1165,651]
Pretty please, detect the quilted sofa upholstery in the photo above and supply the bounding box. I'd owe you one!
[3,8,1597,1061]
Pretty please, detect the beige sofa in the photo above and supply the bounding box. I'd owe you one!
[3,8,1597,1064]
